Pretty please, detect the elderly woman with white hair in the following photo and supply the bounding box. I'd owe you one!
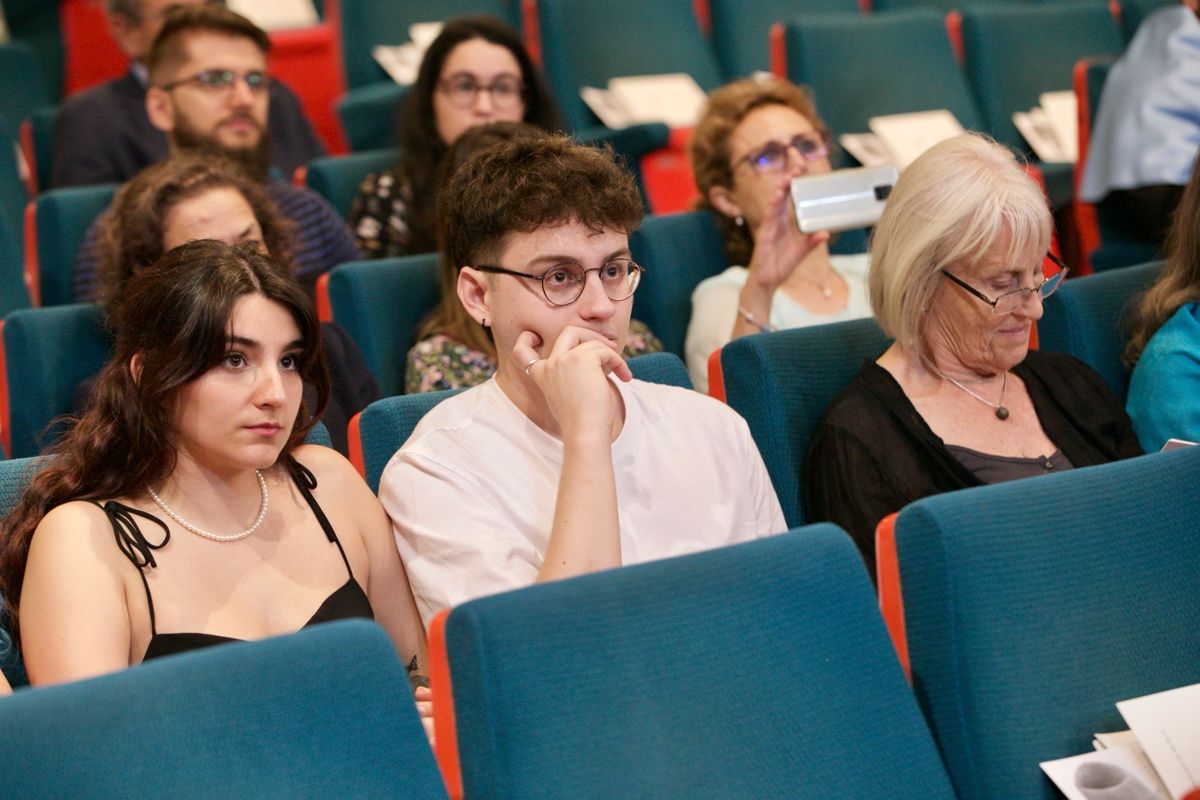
[803,133,1142,573]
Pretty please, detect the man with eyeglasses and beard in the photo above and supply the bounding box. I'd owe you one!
[379,135,786,628]
[51,0,324,189]
[70,4,359,302]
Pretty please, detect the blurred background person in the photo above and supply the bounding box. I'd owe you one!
[348,15,562,259]
[686,77,870,392]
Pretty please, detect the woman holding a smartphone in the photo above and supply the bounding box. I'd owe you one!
[686,77,872,392]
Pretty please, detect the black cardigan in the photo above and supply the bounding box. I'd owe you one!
[802,350,1143,575]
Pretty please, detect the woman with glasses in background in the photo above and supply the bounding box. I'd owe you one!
[685,77,872,391]
[804,134,1142,575]
[348,15,562,259]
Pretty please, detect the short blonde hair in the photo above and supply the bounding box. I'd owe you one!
[869,133,1052,355]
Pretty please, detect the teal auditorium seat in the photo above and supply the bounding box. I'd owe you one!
[356,352,692,492]
[303,147,399,218]
[338,0,518,91]
[708,0,859,79]
[27,183,116,307]
[0,42,49,146]
[1038,260,1163,401]
[443,528,957,800]
[779,10,983,167]
[896,447,1200,800]
[326,253,440,398]
[720,317,890,527]
[534,0,723,131]
[336,81,408,152]
[23,104,57,195]
[0,620,449,799]
[0,126,29,258]
[0,455,41,689]
[0,189,31,318]
[960,1,1123,208]
[629,210,729,358]
[2,303,110,458]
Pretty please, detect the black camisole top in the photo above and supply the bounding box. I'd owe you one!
[100,458,374,663]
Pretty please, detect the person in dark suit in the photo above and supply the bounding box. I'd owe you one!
[70,4,359,302]
[50,0,324,188]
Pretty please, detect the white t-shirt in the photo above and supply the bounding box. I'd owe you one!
[380,376,787,626]
[685,253,872,392]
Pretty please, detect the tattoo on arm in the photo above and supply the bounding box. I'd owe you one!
[406,655,430,690]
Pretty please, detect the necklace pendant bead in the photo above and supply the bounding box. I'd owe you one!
[995,406,1010,421]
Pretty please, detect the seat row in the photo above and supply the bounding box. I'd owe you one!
[0,202,1160,460]
[3,442,1197,799]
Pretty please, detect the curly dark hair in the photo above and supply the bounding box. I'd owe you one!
[95,154,295,312]
[440,133,644,272]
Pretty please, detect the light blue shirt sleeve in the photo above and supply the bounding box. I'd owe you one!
[1079,6,1200,201]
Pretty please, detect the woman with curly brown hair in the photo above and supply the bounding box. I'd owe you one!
[1125,153,1200,451]
[685,77,872,391]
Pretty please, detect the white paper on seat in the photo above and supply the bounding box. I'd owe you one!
[867,109,964,169]
[1041,745,1169,800]
[1040,91,1078,162]
[1118,684,1200,799]
[371,22,443,86]
[580,73,707,128]
[228,0,318,31]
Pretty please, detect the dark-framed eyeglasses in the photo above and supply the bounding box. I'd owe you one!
[160,69,271,94]
[437,75,525,110]
[941,253,1070,314]
[736,132,831,175]
[475,258,645,306]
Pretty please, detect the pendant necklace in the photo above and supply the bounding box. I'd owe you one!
[793,267,840,299]
[922,357,1010,421]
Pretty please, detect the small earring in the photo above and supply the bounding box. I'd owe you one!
[481,317,489,327]
[735,215,745,227]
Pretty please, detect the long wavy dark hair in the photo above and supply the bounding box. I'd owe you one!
[1126,152,1200,366]
[0,241,329,638]
[396,14,562,253]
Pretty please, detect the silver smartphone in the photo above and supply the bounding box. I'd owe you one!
[790,165,900,234]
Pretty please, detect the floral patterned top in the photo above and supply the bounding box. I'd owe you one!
[405,320,665,394]
[348,168,415,259]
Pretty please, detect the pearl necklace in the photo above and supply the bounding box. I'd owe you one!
[922,357,1010,421]
[146,470,270,542]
